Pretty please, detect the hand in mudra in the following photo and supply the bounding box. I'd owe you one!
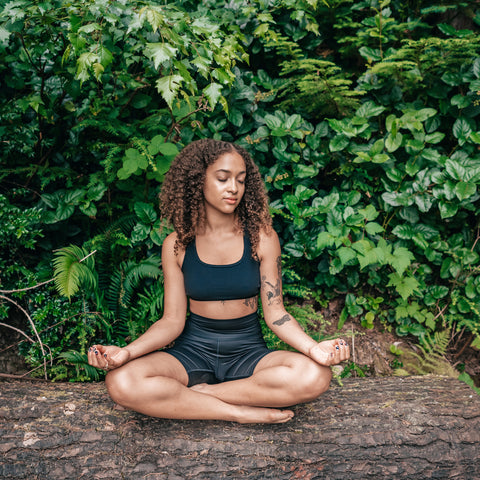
[87,345,130,371]
[309,339,350,366]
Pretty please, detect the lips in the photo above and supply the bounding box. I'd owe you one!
[224,197,237,204]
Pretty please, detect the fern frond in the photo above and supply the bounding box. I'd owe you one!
[53,246,97,298]
[59,350,101,381]
[396,328,457,377]
[106,255,162,320]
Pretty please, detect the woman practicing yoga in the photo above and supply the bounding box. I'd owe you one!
[88,138,349,423]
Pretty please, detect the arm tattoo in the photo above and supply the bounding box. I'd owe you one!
[261,275,281,306]
[243,296,258,309]
[276,255,282,277]
[273,314,291,326]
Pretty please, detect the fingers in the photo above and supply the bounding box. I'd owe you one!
[87,345,109,371]
[332,338,350,364]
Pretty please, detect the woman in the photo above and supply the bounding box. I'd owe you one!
[88,139,349,424]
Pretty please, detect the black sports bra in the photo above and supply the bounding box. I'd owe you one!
[182,235,260,301]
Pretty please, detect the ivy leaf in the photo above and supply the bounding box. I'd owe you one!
[156,75,184,108]
[145,7,164,32]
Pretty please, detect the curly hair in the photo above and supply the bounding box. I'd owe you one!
[159,138,272,258]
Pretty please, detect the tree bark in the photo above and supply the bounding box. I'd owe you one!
[1,376,479,479]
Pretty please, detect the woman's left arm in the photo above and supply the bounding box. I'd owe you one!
[258,229,349,366]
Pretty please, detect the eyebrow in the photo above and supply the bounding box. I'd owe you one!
[215,169,247,175]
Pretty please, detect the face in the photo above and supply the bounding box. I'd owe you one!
[203,151,246,215]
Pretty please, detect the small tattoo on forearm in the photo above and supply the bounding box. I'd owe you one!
[273,314,291,326]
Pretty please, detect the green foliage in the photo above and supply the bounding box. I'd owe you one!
[1,0,480,380]
[53,246,97,299]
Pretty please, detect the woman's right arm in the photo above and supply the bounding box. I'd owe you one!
[88,232,188,370]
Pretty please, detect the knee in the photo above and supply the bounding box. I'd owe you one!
[296,360,332,403]
[105,368,135,407]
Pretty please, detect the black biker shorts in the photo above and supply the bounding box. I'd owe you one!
[164,312,272,386]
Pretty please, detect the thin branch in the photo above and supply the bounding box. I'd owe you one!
[0,295,50,379]
[0,278,54,294]
[0,322,35,344]
[0,373,47,382]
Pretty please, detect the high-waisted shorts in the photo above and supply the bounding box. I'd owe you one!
[164,312,272,386]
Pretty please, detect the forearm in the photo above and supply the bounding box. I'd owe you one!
[266,310,317,356]
[123,318,183,360]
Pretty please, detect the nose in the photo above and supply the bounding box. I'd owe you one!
[227,179,238,193]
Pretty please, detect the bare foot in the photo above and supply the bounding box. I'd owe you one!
[191,383,294,424]
[234,405,294,424]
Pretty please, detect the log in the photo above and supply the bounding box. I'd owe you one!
[0,376,479,479]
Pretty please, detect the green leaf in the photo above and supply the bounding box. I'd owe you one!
[445,159,465,181]
[439,201,458,219]
[392,224,414,239]
[134,202,157,224]
[364,221,384,236]
[387,273,419,300]
[329,135,349,152]
[385,132,403,152]
[316,232,335,251]
[337,246,356,266]
[455,181,476,201]
[131,223,151,243]
[390,247,414,276]
[145,43,178,69]
[204,83,223,108]
[425,132,445,144]
[53,246,97,299]
[453,117,473,143]
[156,75,184,108]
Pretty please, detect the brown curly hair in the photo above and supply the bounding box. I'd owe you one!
[159,138,272,258]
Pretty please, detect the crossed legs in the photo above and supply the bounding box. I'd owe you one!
[105,350,331,424]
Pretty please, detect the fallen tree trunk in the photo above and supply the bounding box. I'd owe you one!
[0,376,479,479]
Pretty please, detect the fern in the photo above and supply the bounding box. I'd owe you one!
[394,328,458,377]
[59,350,101,381]
[265,35,362,116]
[53,245,98,299]
[370,37,480,81]
[107,255,162,321]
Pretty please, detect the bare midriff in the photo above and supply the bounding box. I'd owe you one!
[189,296,258,320]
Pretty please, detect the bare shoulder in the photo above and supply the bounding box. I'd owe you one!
[162,232,184,267]
[162,231,178,252]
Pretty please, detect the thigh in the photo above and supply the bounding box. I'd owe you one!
[112,350,190,386]
[252,349,331,381]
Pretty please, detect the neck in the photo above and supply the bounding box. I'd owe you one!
[202,206,238,235]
